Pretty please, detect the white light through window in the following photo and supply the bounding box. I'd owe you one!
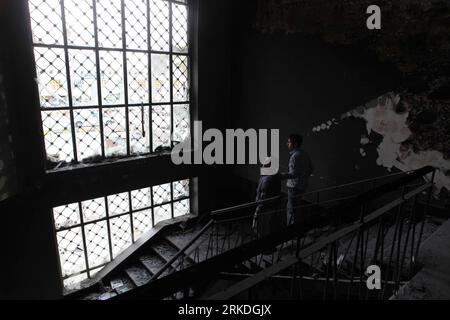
[53,179,191,290]
[28,0,191,164]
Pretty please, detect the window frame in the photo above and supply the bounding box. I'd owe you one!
[28,0,193,169]
[20,0,199,294]
[53,178,193,288]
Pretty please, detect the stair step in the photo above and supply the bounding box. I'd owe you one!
[81,292,103,300]
[97,291,118,300]
[242,261,254,271]
[110,275,136,295]
[164,237,195,267]
[169,288,195,300]
[139,253,173,277]
[151,240,179,262]
[248,257,265,272]
[151,240,193,270]
[125,263,153,287]
[165,233,212,263]
[332,218,442,278]
[231,263,251,274]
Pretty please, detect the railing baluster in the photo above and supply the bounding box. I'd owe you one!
[378,222,386,300]
[347,228,362,300]
[410,205,418,277]
[398,194,418,289]
[363,224,370,268]
[194,247,199,263]
[394,207,405,293]
[371,216,384,266]
[206,225,213,260]
[333,242,338,300]
[323,244,332,300]
[382,205,401,298]
[221,225,228,253]
[290,262,298,299]
[366,216,383,300]
[338,232,356,274]
[216,223,219,255]
[117,167,434,301]
[414,172,435,266]
[358,227,365,299]
[298,268,304,300]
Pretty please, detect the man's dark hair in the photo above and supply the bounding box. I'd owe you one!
[288,134,303,147]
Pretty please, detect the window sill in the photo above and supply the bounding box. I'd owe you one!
[46,151,173,174]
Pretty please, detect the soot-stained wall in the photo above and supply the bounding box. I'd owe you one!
[228,0,403,192]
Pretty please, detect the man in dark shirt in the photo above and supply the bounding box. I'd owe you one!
[281,134,314,225]
[253,157,283,238]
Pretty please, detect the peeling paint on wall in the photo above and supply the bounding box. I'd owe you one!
[254,0,450,82]
[312,92,450,197]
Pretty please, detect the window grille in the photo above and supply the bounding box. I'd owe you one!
[28,0,191,164]
[53,179,191,289]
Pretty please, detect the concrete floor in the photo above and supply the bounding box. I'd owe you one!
[392,218,450,300]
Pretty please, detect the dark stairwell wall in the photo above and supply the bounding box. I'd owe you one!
[223,0,404,200]
[0,0,234,299]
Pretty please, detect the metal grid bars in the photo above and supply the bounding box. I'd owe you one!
[28,0,191,165]
[53,179,191,289]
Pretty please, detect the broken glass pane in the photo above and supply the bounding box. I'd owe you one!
[103,107,127,157]
[152,105,171,151]
[153,204,172,225]
[110,215,132,258]
[35,47,68,108]
[57,227,86,277]
[85,220,111,268]
[107,192,130,217]
[53,203,80,230]
[74,108,102,160]
[174,199,190,218]
[132,209,153,240]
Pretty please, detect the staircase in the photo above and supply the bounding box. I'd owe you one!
[202,216,444,300]
[74,226,202,300]
[64,166,447,300]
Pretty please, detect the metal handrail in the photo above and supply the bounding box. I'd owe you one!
[210,169,415,218]
[151,190,347,281]
[211,181,427,225]
[301,170,414,197]
[115,180,430,300]
[206,182,435,300]
[213,195,357,225]
[210,195,281,217]
[298,182,433,259]
[114,174,436,300]
[150,220,215,281]
[149,168,433,284]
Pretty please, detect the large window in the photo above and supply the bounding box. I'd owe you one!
[28,0,191,164]
[54,179,191,289]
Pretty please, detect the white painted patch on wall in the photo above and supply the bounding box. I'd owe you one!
[360,148,367,157]
[360,135,370,146]
[312,118,339,132]
[311,92,450,194]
